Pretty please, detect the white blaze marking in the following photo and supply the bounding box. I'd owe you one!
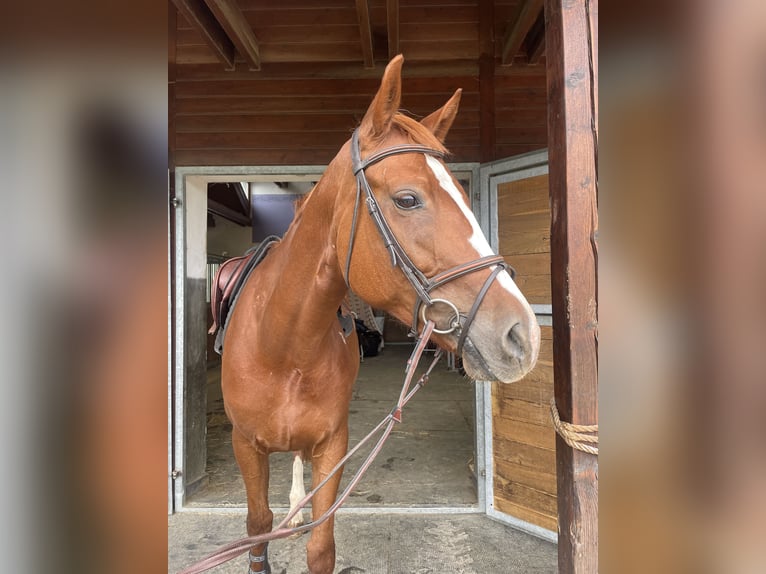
[288,453,306,527]
[425,155,527,301]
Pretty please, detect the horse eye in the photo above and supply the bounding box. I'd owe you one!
[393,193,421,210]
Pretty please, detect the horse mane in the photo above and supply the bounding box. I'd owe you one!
[293,193,311,212]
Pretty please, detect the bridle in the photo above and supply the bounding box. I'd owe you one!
[345,128,515,357]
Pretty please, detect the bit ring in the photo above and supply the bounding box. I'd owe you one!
[420,298,461,334]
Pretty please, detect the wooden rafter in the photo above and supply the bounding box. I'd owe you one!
[501,0,544,66]
[204,0,261,70]
[171,0,236,70]
[208,199,250,226]
[478,0,495,162]
[526,12,546,64]
[527,33,546,64]
[387,0,400,60]
[355,0,375,68]
[236,182,250,215]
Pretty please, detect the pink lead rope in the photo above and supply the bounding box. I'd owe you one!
[178,320,442,574]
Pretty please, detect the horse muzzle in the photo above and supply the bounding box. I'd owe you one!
[460,311,541,384]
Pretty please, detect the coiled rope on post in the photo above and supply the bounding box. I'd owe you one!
[549,398,598,455]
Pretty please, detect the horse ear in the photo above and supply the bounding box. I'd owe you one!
[420,88,462,142]
[360,55,404,139]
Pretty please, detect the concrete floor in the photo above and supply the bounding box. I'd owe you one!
[168,511,558,574]
[188,345,478,509]
[172,345,558,573]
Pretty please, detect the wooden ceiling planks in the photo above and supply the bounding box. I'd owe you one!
[387,0,399,59]
[170,0,549,166]
[354,0,375,67]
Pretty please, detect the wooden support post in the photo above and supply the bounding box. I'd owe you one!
[168,1,177,171]
[544,0,598,572]
[355,0,375,68]
[478,0,495,163]
[387,0,400,60]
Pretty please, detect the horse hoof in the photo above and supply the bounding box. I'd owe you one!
[287,524,307,540]
[287,513,305,529]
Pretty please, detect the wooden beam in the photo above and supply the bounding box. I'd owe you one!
[208,199,250,227]
[387,0,400,60]
[203,0,261,70]
[170,0,235,70]
[501,0,544,66]
[478,0,495,162]
[169,2,177,170]
[527,32,546,64]
[236,183,250,215]
[355,0,375,68]
[526,12,546,64]
[176,60,480,80]
[544,0,598,572]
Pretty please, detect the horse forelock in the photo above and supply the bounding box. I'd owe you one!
[388,113,449,155]
[292,113,449,223]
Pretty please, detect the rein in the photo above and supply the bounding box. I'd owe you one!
[177,321,442,574]
[345,128,513,356]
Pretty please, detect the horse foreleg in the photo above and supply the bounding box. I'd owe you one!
[288,452,307,528]
[232,430,273,574]
[306,431,348,574]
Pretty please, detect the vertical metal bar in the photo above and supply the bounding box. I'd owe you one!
[473,380,487,511]
[168,170,174,515]
[173,169,187,511]
[482,381,495,513]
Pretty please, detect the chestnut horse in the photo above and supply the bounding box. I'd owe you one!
[221,55,540,574]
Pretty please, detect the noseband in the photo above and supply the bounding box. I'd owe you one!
[345,128,515,357]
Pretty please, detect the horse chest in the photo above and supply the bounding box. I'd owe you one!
[224,365,354,452]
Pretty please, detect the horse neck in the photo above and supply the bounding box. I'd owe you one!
[256,161,350,348]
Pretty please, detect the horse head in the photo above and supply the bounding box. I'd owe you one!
[336,55,540,383]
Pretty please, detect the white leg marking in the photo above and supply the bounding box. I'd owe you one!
[288,453,307,528]
[425,155,530,303]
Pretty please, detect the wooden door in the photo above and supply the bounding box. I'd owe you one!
[481,151,557,536]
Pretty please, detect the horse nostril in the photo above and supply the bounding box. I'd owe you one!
[505,322,527,359]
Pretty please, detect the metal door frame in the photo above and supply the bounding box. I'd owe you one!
[170,163,487,514]
[477,149,557,542]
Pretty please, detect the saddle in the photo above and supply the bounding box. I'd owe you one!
[208,236,280,354]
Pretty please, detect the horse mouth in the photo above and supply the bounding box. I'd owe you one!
[461,337,505,381]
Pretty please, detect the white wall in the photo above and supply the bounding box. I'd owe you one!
[206,214,253,258]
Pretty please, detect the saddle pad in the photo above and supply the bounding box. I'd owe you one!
[209,236,280,354]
